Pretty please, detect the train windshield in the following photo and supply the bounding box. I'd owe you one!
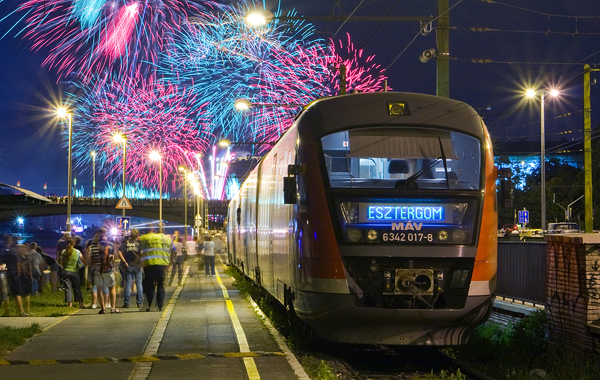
[321,128,481,190]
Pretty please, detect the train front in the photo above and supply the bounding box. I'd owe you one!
[292,93,497,346]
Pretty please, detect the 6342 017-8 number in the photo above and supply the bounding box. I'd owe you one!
[382,232,434,242]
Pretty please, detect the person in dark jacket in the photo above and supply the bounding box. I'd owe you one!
[1,235,26,316]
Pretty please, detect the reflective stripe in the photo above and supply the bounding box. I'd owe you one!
[139,233,172,266]
[143,248,169,253]
[141,255,169,261]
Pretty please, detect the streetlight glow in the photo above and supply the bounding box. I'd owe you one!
[91,151,96,198]
[55,106,73,233]
[244,9,273,26]
[234,99,251,111]
[56,107,69,118]
[114,133,127,216]
[149,150,163,232]
[178,166,190,242]
[524,87,561,230]
[112,132,126,144]
[245,12,266,26]
[149,150,161,161]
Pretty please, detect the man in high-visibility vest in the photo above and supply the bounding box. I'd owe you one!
[139,227,172,311]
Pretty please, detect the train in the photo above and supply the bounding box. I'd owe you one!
[227,92,499,346]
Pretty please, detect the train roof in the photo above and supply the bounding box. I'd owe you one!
[298,92,486,140]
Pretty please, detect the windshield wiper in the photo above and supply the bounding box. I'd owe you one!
[396,158,440,190]
[395,136,449,190]
[438,136,449,189]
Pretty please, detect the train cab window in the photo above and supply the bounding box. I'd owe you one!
[321,128,481,190]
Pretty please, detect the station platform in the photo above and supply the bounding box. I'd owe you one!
[0,256,309,380]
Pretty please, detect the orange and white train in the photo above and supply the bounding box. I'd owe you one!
[227,92,498,345]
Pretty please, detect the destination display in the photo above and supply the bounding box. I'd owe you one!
[358,203,453,224]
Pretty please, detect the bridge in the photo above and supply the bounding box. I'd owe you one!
[0,183,228,225]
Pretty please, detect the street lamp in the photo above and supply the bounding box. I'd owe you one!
[526,88,560,230]
[178,166,189,242]
[244,8,274,26]
[218,138,276,148]
[91,151,96,198]
[113,133,127,217]
[234,99,303,111]
[149,151,163,233]
[56,107,73,233]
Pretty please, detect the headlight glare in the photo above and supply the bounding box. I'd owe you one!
[367,229,378,241]
[438,230,448,241]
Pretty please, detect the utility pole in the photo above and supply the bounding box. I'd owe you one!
[274,6,444,96]
[436,0,450,98]
[583,64,597,233]
[339,64,346,95]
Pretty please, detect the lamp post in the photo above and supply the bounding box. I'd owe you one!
[150,151,163,233]
[178,167,188,242]
[91,151,96,198]
[56,107,73,233]
[234,99,303,111]
[218,139,276,148]
[526,88,559,230]
[113,133,127,217]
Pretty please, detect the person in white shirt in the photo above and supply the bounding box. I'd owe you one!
[169,237,184,285]
[203,235,215,276]
[184,236,198,277]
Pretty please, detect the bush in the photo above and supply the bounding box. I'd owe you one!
[509,309,548,358]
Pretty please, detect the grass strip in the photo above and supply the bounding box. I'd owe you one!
[0,323,43,357]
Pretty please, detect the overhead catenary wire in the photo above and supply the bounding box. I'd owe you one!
[331,0,366,39]
[476,0,600,19]
[385,0,465,71]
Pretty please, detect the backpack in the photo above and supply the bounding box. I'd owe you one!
[124,239,140,266]
[92,239,114,273]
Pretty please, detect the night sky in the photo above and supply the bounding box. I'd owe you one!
[1,0,599,196]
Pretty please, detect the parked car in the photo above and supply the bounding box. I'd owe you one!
[498,224,519,237]
[545,222,580,234]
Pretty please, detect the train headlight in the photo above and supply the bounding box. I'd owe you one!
[451,229,466,243]
[366,229,378,241]
[347,228,362,242]
[438,230,448,241]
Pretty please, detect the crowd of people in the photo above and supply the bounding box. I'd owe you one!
[0,228,224,317]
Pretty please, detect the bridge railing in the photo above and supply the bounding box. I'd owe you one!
[496,241,547,305]
[47,196,193,207]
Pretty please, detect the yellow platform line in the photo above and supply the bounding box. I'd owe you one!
[216,268,262,380]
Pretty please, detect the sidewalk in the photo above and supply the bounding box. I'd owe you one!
[0,259,308,380]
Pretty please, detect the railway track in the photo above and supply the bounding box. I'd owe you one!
[322,344,497,380]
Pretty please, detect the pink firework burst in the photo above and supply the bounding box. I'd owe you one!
[73,76,213,190]
[11,0,218,82]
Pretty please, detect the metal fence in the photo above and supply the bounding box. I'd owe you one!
[496,241,547,305]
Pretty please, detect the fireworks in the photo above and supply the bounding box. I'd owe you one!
[162,6,388,147]
[2,1,389,195]
[8,0,221,82]
[68,75,212,191]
